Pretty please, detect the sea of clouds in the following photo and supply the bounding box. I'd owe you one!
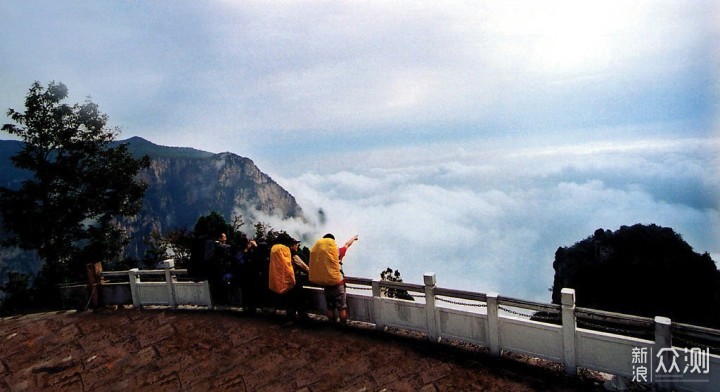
[261,135,719,302]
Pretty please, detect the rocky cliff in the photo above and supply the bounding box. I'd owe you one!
[0,137,304,275]
[121,137,304,259]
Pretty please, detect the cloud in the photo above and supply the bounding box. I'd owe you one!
[275,136,720,301]
[2,1,715,156]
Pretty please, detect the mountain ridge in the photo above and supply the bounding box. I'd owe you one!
[117,136,216,160]
[0,136,304,278]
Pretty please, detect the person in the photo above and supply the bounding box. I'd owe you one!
[268,233,305,319]
[289,239,310,320]
[289,240,309,276]
[223,236,256,307]
[188,234,210,282]
[206,232,231,306]
[252,238,272,309]
[236,237,260,313]
[309,233,358,324]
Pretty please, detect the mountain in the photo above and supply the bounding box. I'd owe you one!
[551,224,720,328]
[0,137,304,279]
[121,136,304,258]
[0,140,28,190]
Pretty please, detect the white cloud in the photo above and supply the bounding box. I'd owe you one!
[1,1,714,168]
[275,136,720,301]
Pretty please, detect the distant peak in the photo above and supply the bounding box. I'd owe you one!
[117,137,215,159]
[124,136,151,143]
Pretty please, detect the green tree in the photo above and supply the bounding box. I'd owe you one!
[0,81,150,295]
[142,227,194,269]
[166,227,193,268]
[252,221,284,244]
[552,224,720,328]
[0,272,32,315]
[253,222,268,241]
[193,211,233,240]
[142,229,171,269]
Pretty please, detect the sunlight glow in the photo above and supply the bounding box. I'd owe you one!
[523,2,634,76]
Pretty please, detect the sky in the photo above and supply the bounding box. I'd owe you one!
[1,1,718,301]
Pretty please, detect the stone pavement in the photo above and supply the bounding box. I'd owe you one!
[0,308,606,391]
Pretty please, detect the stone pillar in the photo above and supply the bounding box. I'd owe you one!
[164,264,177,308]
[372,279,385,331]
[129,268,141,308]
[486,292,501,357]
[424,273,440,342]
[654,316,673,391]
[561,288,577,376]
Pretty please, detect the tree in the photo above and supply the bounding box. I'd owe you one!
[142,227,194,269]
[193,211,233,240]
[142,229,171,269]
[0,272,32,315]
[552,224,720,328]
[166,227,193,268]
[0,81,150,292]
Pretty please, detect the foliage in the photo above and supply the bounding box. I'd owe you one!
[552,224,720,328]
[252,221,287,245]
[0,81,150,294]
[0,272,32,315]
[142,227,194,269]
[253,222,268,242]
[142,230,171,269]
[147,213,284,273]
[166,228,193,268]
[380,267,414,301]
[104,256,139,272]
[194,211,234,241]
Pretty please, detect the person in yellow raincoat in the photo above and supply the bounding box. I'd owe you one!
[269,241,295,295]
[309,233,358,323]
[269,233,308,320]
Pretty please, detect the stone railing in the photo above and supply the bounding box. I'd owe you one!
[64,265,719,392]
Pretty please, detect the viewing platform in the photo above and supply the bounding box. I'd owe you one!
[3,264,718,391]
[1,307,605,391]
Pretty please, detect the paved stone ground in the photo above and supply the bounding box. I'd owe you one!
[0,308,608,391]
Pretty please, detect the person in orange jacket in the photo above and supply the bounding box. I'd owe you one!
[309,233,358,324]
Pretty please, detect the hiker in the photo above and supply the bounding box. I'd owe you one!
[251,238,273,309]
[289,238,311,320]
[236,237,260,313]
[207,232,232,306]
[222,236,256,307]
[268,233,306,320]
[309,233,358,324]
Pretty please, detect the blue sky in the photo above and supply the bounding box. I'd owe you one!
[1,1,718,300]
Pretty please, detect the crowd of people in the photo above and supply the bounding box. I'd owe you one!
[189,231,359,323]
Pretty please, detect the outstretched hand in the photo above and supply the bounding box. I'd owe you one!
[345,235,359,248]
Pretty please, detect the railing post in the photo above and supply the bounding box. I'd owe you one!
[654,316,672,390]
[372,279,385,331]
[654,316,672,350]
[424,273,440,342]
[561,288,577,376]
[486,292,501,357]
[203,281,213,308]
[129,268,141,308]
[163,263,177,308]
